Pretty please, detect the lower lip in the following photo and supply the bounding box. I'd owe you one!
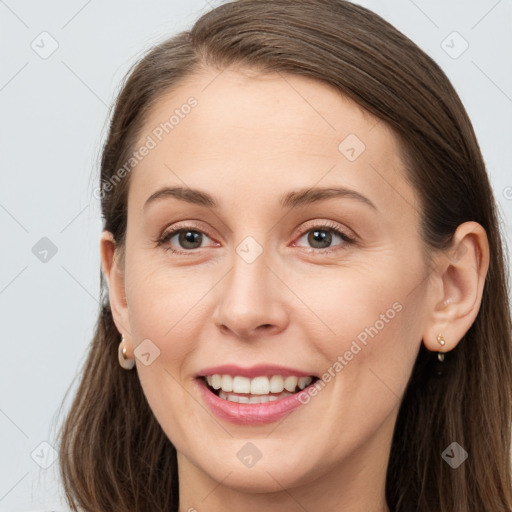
[195,378,314,425]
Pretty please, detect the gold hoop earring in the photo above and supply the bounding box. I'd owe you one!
[118,335,135,370]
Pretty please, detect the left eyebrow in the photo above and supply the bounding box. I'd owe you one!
[143,185,377,212]
[280,186,377,211]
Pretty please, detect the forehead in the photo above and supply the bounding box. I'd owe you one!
[127,67,419,220]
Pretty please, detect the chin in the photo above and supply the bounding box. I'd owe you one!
[194,449,317,493]
[212,466,308,494]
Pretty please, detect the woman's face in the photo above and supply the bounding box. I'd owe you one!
[107,67,437,499]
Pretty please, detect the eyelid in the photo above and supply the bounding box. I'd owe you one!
[291,220,357,254]
[156,221,219,254]
[294,219,356,240]
[160,220,214,240]
[157,219,357,255]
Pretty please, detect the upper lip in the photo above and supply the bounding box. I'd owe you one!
[197,364,318,379]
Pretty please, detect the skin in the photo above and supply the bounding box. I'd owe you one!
[100,66,489,512]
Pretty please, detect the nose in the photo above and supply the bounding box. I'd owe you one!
[212,247,289,339]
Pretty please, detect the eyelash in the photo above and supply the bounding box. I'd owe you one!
[155,221,356,256]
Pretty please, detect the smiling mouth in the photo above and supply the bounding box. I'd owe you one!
[201,374,320,404]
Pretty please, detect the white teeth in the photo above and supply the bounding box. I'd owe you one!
[221,375,233,392]
[298,376,313,390]
[269,375,284,393]
[232,376,251,393]
[250,376,270,395]
[211,374,222,390]
[205,374,315,396]
[218,390,293,403]
[284,376,298,392]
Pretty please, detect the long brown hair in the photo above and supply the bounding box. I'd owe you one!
[56,1,512,510]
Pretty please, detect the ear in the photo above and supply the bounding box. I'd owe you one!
[100,230,133,357]
[422,221,490,353]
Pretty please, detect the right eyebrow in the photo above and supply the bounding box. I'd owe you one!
[143,186,218,211]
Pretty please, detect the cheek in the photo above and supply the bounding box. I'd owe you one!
[295,261,424,396]
[125,258,213,341]
[302,294,420,460]
[285,264,406,346]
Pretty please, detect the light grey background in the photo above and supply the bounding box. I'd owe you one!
[1,0,511,510]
